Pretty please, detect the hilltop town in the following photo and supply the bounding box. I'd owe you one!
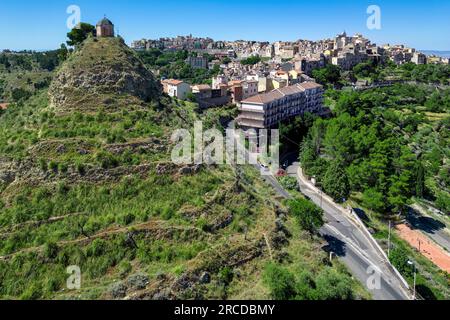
[131,32,449,127]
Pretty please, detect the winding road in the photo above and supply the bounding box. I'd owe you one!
[228,121,411,300]
[287,162,409,300]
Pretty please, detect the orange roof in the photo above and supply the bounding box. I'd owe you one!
[167,79,184,86]
[0,103,9,110]
[229,80,243,86]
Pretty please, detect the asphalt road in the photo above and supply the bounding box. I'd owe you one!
[406,208,450,253]
[227,121,409,300]
[287,162,409,300]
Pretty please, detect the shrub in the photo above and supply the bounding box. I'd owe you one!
[286,198,324,235]
[314,268,354,300]
[108,282,127,299]
[390,246,414,280]
[75,161,86,175]
[218,266,234,286]
[58,162,68,173]
[126,273,149,290]
[48,160,58,172]
[39,159,48,172]
[44,241,59,260]
[118,261,132,279]
[278,176,298,191]
[262,263,296,300]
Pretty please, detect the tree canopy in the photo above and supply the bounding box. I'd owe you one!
[66,23,95,47]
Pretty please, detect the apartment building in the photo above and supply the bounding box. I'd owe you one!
[237,82,323,129]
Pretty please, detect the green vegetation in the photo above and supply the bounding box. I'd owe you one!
[278,176,298,191]
[240,55,261,66]
[263,261,354,300]
[66,23,96,47]
[349,60,450,85]
[301,84,449,218]
[297,79,449,299]
[137,49,220,85]
[286,198,324,235]
[0,35,366,300]
[312,65,342,88]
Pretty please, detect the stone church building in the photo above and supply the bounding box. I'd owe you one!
[96,17,114,37]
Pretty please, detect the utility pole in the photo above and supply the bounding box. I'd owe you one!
[388,220,391,259]
[408,260,417,300]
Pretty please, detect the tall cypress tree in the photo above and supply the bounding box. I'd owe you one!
[415,161,425,198]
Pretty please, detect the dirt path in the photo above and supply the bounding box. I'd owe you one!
[396,224,450,273]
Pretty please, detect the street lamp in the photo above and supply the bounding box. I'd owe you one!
[407,260,416,300]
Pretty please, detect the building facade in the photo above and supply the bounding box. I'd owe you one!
[186,55,208,69]
[165,80,191,100]
[237,82,323,129]
[96,18,114,37]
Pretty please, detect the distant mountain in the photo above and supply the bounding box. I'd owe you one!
[421,50,450,58]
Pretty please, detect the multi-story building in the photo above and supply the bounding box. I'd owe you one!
[295,55,326,75]
[237,82,324,129]
[411,52,427,65]
[186,55,209,69]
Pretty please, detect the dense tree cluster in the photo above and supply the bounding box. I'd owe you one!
[137,49,220,84]
[66,23,95,47]
[0,49,66,73]
[353,60,450,85]
[312,64,342,88]
[300,84,449,216]
[240,55,261,66]
[263,263,354,300]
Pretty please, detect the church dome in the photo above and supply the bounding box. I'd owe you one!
[97,18,114,27]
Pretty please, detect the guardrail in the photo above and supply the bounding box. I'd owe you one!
[297,166,414,299]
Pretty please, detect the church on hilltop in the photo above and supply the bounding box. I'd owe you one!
[96,17,115,37]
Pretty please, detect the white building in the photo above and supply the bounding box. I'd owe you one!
[167,80,191,100]
[411,52,427,65]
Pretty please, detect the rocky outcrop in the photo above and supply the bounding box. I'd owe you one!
[49,37,161,113]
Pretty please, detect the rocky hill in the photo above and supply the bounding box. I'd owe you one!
[49,36,161,113]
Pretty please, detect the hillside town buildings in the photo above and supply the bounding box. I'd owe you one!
[140,32,447,128]
[237,82,324,129]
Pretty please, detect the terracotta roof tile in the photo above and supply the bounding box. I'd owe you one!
[241,82,321,105]
[167,79,184,86]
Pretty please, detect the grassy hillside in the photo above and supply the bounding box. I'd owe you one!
[0,37,367,300]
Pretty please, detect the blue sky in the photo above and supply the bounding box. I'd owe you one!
[1,0,449,51]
